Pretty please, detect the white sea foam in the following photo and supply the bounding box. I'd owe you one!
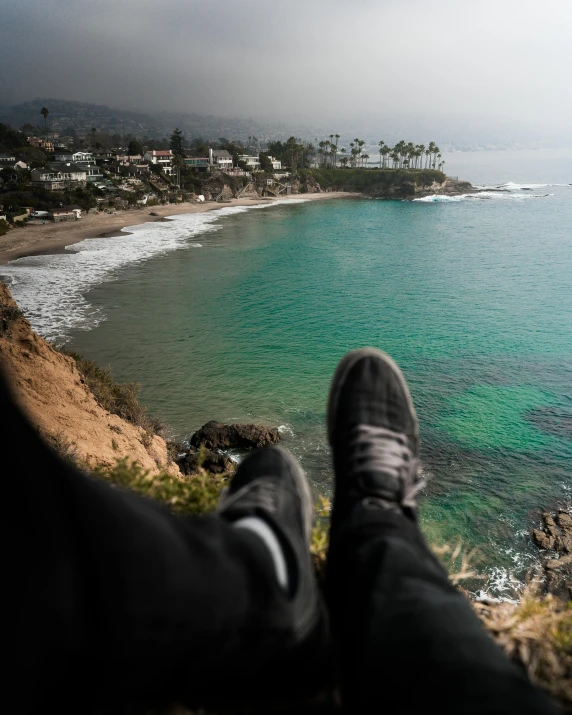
[413,189,553,203]
[1,200,308,343]
[476,181,572,191]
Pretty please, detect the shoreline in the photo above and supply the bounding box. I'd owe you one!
[0,192,354,266]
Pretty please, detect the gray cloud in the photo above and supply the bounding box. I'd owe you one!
[1,0,571,140]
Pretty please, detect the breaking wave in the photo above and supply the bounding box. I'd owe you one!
[2,200,308,344]
[414,190,554,203]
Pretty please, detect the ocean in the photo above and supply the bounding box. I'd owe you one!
[4,149,572,599]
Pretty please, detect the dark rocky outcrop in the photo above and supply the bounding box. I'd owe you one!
[177,448,235,475]
[190,420,280,451]
[168,439,236,475]
[532,510,572,600]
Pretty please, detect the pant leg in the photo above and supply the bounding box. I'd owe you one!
[3,374,322,713]
[327,504,558,715]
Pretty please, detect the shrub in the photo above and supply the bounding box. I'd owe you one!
[95,458,226,516]
[0,303,23,335]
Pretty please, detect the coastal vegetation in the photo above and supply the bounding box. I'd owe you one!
[298,167,446,192]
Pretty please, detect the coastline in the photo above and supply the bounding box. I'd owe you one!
[0,191,354,266]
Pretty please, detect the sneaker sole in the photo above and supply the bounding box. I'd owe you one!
[326,347,419,446]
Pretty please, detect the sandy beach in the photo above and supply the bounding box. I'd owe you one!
[0,192,353,265]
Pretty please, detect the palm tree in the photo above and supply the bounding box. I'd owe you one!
[427,142,436,168]
[382,145,390,169]
[378,140,385,168]
[334,134,340,167]
[362,153,369,168]
[40,107,49,139]
[91,127,98,149]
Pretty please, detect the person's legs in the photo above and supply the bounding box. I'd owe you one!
[4,372,327,712]
[326,348,557,714]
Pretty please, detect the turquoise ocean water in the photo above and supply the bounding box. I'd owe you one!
[5,149,572,598]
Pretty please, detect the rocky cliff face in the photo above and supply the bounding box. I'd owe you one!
[0,283,179,475]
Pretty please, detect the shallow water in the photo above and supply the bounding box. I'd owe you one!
[5,150,572,598]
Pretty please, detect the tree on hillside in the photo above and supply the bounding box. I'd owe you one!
[128,139,143,155]
[0,123,28,150]
[20,123,40,137]
[259,152,272,172]
[170,128,185,158]
[91,127,97,148]
[40,107,49,139]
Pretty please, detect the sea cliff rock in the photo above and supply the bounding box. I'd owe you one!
[532,510,572,600]
[190,420,280,450]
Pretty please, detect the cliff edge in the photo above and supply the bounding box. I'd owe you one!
[0,282,179,475]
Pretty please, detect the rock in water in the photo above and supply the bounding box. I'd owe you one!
[190,420,280,450]
[531,510,572,600]
[177,448,235,475]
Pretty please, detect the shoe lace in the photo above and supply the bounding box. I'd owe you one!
[217,478,278,516]
[347,424,426,509]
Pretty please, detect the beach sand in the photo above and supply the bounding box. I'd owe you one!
[0,192,352,265]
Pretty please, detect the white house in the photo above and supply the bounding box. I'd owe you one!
[0,153,16,164]
[52,150,95,165]
[85,165,104,182]
[73,151,95,165]
[268,156,282,170]
[31,163,87,190]
[239,155,261,170]
[144,150,174,175]
[209,149,233,171]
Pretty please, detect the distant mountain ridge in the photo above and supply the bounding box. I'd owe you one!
[0,98,321,143]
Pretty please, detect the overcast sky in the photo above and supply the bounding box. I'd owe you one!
[2,0,571,139]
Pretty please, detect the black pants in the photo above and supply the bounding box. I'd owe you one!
[5,375,556,714]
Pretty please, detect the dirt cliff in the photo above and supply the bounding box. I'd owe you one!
[0,282,179,475]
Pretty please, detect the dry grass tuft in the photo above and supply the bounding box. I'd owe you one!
[44,430,78,463]
[432,540,482,586]
[474,585,572,710]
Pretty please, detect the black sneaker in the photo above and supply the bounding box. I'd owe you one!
[326,347,425,530]
[217,445,323,645]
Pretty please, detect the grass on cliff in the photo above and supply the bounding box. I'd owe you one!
[59,348,164,436]
[298,167,446,192]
